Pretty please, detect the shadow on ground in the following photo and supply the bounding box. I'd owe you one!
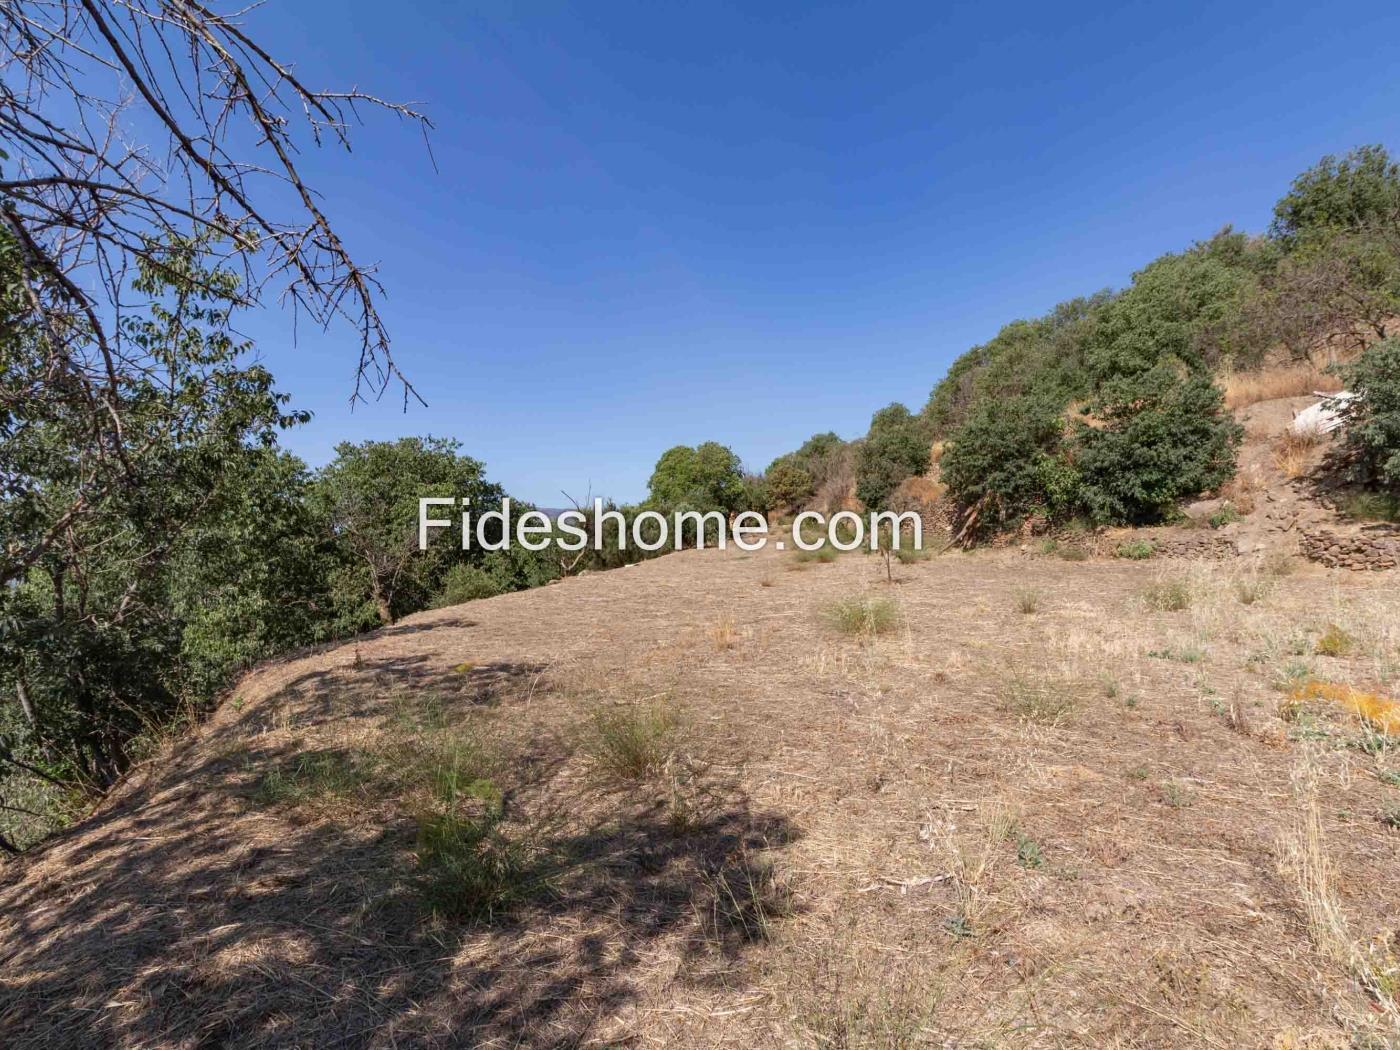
[0,657,797,1048]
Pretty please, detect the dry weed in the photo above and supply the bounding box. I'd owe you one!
[1274,428,1322,479]
[1224,364,1342,410]
[1278,751,1400,1038]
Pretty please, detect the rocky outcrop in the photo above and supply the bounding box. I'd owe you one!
[1299,529,1400,571]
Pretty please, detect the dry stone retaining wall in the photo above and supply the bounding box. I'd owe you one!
[1299,529,1400,571]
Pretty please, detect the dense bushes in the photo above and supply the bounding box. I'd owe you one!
[855,404,931,510]
[1341,339,1400,494]
[939,396,1070,530]
[763,432,848,512]
[930,146,1400,534]
[1073,366,1242,524]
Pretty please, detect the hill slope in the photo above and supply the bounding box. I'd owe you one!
[3,525,1400,1047]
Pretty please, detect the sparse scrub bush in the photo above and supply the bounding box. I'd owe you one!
[1115,539,1155,560]
[1316,624,1356,658]
[793,544,838,564]
[1160,780,1195,808]
[1014,588,1042,614]
[1143,578,1192,612]
[1208,503,1241,529]
[1234,574,1272,605]
[997,673,1078,725]
[711,617,738,650]
[825,596,901,636]
[414,804,542,922]
[699,848,795,946]
[894,545,931,565]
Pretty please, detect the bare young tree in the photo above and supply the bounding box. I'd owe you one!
[0,0,431,586]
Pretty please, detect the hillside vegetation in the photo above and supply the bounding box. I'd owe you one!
[761,145,1400,535]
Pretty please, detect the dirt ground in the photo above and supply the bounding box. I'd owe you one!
[2,535,1399,1048]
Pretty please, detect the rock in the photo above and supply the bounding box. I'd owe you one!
[1184,498,1225,520]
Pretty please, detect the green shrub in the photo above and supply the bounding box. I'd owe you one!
[432,563,504,607]
[1073,365,1242,525]
[1115,539,1155,560]
[1340,339,1400,496]
[941,395,1071,533]
[1341,491,1400,523]
[1208,504,1241,529]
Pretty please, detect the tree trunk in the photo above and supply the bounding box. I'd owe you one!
[15,667,37,729]
[369,575,394,625]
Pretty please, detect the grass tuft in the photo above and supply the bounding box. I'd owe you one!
[585,702,682,782]
[1315,624,1356,658]
[414,804,543,922]
[825,596,901,636]
[255,748,376,807]
[1143,578,1192,612]
[997,673,1078,725]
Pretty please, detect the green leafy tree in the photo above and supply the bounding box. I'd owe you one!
[0,243,320,799]
[1086,232,1270,382]
[924,294,1108,435]
[855,404,931,510]
[764,455,815,511]
[1270,145,1400,247]
[313,438,504,625]
[940,396,1071,532]
[1073,365,1242,524]
[646,441,746,513]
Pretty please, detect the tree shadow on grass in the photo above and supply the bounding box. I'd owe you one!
[0,657,799,1048]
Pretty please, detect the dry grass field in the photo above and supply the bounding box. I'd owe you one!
[3,538,1400,1048]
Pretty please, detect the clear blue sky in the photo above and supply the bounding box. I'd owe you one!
[238,0,1400,504]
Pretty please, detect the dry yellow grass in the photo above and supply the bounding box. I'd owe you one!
[1273,427,1323,479]
[1223,364,1343,410]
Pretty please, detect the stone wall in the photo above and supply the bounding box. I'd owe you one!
[1147,534,1240,560]
[1299,529,1400,571]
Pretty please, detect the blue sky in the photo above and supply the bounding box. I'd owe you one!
[237,0,1400,504]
